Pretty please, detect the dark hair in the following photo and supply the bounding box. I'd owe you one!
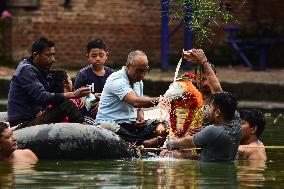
[49,69,69,93]
[240,109,265,138]
[210,92,238,120]
[0,122,9,135]
[31,37,55,54]
[86,38,107,53]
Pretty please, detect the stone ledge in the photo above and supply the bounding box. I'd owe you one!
[143,80,284,102]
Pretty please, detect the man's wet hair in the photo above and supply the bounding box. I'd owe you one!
[31,37,55,54]
[240,109,265,138]
[210,92,238,120]
[49,69,69,93]
[86,38,107,53]
[0,122,9,135]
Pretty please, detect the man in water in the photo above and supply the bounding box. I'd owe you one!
[166,92,242,162]
[95,50,166,147]
[0,122,38,163]
[237,109,267,161]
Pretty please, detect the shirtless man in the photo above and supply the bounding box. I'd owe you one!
[237,109,267,161]
[0,122,38,163]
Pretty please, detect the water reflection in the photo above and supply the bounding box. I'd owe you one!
[0,162,14,188]
[0,110,283,188]
[0,158,282,188]
[0,162,36,188]
[134,158,242,189]
[135,158,270,189]
[135,158,199,188]
[236,160,267,188]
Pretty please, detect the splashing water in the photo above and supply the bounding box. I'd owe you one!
[156,55,184,122]
[173,57,183,83]
[141,156,184,162]
[154,54,184,131]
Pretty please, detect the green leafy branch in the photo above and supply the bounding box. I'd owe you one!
[167,0,234,42]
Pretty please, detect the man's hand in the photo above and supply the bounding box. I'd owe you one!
[135,108,145,127]
[36,111,45,117]
[150,98,160,106]
[73,87,91,98]
[90,102,99,115]
[166,138,180,150]
[135,116,145,127]
[77,98,85,109]
[94,93,101,101]
[166,140,177,150]
[183,49,207,65]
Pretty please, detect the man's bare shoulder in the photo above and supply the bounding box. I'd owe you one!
[13,149,38,163]
[238,141,267,161]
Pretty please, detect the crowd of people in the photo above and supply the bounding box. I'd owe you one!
[0,37,267,163]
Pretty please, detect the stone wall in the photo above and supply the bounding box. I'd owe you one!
[4,0,284,68]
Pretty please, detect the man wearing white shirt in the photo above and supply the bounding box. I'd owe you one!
[96,50,166,147]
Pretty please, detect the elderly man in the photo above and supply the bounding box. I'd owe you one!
[0,122,38,163]
[8,37,90,129]
[95,50,166,147]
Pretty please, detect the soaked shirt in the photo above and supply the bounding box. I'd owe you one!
[194,112,242,162]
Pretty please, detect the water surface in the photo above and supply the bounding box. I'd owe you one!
[0,109,283,188]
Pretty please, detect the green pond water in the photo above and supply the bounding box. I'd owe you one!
[0,106,283,188]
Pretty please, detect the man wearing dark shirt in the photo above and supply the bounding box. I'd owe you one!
[166,92,242,162]
[8,37,90,128]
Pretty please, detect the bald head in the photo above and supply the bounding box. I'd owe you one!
[125,50,149,83]
[126,50,147,66]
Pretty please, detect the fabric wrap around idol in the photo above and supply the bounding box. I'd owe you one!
[164,73,203,138]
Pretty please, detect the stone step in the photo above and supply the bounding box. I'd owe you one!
[143,79,284,103]
[1,76,284,104]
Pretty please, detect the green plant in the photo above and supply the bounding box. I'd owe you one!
[167,0,234,42]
